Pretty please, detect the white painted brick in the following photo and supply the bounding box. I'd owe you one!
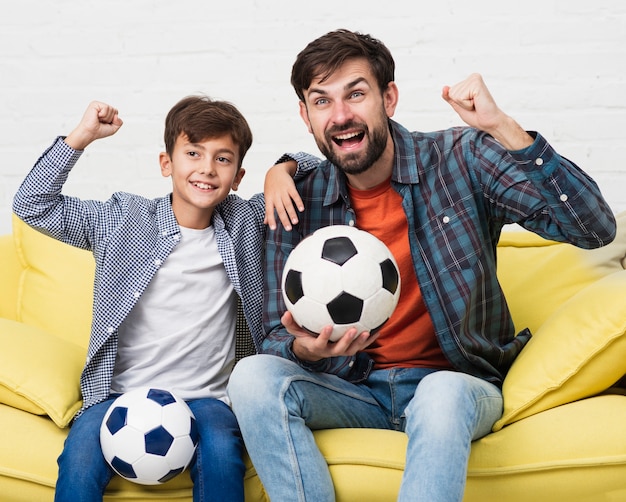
[1,0,625,234]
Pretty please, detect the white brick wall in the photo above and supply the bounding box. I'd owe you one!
[2,0,625,235]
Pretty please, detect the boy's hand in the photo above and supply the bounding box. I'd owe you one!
[282,311,378,362]
[264,160,304,231]
[65,101,123,151]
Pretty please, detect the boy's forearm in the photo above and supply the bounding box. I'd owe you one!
[64,128,95,151]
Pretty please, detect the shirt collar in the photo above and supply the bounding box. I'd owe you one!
[156,194,182,238]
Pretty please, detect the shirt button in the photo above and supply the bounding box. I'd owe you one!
[442,216,450,224]
[174,235,180,242]
[133,291,140,299]
[154,259,162,266]
[535,158,544,166]
[560,194,569,202]
[107,327,114,334]
[348,220,355,226]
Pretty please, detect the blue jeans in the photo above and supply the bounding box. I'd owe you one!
[55,396,245,502]
[228,354,503,502]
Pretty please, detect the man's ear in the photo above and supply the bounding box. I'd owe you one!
[231,167,246,191]
[159,152,172,178]
[299,101,313,134]
[384,81,399,118]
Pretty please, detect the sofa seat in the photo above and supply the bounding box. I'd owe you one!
[2,212,626,501]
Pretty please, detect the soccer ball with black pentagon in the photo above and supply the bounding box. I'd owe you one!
[99,387,199,485]
[282,225,401,341]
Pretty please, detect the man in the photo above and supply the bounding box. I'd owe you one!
[228,29,615,501]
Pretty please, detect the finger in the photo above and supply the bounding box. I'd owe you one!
[274,195,300,229]
[264,205,278,230]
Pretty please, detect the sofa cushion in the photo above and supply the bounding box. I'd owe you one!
[0,319,86,427]
[494,270,626,430]
[496,211,626,336]
[12,214,94,349]
[468,394,626,501]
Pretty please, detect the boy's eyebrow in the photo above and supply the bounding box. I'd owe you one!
[307,76,369,98]
[186,141,236,157]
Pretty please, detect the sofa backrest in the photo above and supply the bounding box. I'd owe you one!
[0,233,20,320]
[496,214,626,336]
[6,212,625,354]
[9,214,94,349]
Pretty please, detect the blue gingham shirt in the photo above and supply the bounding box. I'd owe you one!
[262,120,616,386]
[13,137,317,417]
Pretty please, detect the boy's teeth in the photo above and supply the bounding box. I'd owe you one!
[194,182,212,189]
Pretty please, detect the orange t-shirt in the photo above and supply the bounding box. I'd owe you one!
[348,179,452,370]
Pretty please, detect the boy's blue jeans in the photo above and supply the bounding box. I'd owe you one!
[228,354,503,502]
[54,396,245,502]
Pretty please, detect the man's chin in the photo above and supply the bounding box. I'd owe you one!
[330,152,372,175]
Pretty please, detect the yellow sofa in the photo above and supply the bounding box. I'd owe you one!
[2,212,626,502]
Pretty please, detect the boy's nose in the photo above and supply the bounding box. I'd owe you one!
[198,162,215,175]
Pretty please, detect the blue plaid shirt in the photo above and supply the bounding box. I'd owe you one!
[13,137,317,417]
[262,120,616,386]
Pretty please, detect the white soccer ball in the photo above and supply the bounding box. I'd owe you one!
[282,225,401,341]
[99,387,198,485]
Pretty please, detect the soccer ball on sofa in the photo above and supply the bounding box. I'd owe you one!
[99,387,199,485]
[282,225,401,341]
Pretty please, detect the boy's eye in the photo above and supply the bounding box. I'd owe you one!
[187,151,199,157]
[217,156,232,164]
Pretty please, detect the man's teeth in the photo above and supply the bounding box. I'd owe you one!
[334,132,360,141]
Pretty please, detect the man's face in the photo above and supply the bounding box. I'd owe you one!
[299,58,397,175]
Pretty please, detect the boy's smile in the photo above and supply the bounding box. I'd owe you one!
[160,133,245,229]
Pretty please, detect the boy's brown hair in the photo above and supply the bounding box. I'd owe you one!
[164,96,253,167]
[290,29,396,102]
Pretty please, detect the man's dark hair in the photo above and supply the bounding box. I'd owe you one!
[290,29,395,102]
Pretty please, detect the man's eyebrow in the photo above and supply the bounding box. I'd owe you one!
[307,77,369,97]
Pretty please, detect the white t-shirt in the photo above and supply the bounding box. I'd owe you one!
[111,225,237,404]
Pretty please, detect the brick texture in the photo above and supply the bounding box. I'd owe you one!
[1,0,625,234]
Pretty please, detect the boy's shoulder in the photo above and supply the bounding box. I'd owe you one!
[214,192,265,227]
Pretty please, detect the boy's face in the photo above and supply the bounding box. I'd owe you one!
[159,133,245,229]
[298,57,398,176]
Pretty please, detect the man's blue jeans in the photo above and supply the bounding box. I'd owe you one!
[228,354,503,502]
[54,396,245,502]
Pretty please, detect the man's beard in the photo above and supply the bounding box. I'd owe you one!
[316,120,388,175]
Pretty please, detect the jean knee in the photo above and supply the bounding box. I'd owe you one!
[406,371,502,440]
[228,354,289,407]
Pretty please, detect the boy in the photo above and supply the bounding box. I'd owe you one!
[13,96,314,501]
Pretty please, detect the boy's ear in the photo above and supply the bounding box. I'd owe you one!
[159,152,172,177]
[231,168,246,191]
